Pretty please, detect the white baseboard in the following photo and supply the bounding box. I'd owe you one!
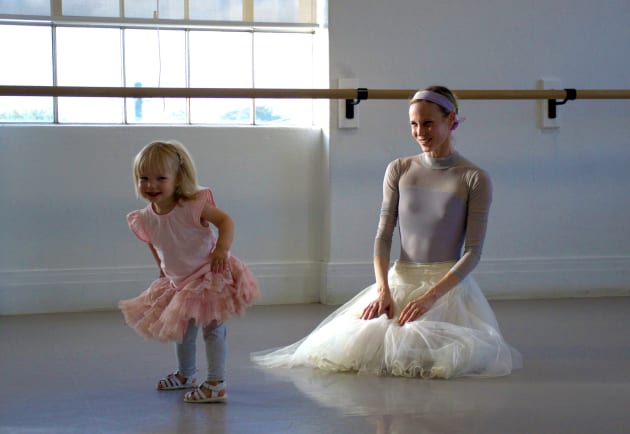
[1,256,629,315]
[0,262,323,316]
[475,256,630,299]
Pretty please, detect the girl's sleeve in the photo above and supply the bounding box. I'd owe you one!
[127,210,151,243]
[191,188,216,226]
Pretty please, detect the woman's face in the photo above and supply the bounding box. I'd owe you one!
[409,101,455,158]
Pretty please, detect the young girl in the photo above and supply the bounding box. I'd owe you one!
[119,140,260,403]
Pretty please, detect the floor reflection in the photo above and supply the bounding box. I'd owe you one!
[256,367,513,433]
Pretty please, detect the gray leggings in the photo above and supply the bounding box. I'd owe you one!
[176,319,226,381]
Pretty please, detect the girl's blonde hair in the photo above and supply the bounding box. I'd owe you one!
[133,140,199,202]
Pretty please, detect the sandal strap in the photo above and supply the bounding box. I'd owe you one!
[190,385,209,401]
[159,371,195,389]
[166,372,185,387]
[186,381,225,401]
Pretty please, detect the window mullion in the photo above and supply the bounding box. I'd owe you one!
[121,28,128,123]
[185,29,191,124]
[51,24,59,123]
[251,30,256,124]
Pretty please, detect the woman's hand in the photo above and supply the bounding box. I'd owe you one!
[209,247,229,273]
[361,288,394,320]
[398,292,437,325]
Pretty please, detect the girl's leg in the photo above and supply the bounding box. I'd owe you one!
[203,321,227,381]
[183,321,227,402]
[157,320,198,390]
[176,319,199,378]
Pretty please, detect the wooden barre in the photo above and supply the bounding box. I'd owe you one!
[1,86,630,100]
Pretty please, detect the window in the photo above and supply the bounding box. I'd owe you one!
[0,0,324,125]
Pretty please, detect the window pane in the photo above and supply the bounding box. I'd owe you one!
[0,25,53,122]
[189,0,242,21]
[189,31,253,124]
[125,29,187,123]
[254,0,314,23]
[0,0,50,15]
[56,27,123,123]
[254,32,313,125]
[62,0,119,17]
[125,0,184,20]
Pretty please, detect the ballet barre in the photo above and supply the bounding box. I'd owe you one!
[1,86,629,119]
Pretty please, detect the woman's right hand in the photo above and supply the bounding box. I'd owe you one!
[360,288,394,320]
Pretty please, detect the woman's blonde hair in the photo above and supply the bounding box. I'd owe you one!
[133,140,199,202]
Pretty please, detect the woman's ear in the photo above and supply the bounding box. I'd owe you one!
[448,111,456,128]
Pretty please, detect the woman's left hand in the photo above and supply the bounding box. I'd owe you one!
[398,292,437,325]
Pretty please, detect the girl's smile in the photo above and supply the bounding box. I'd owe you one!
[138,171,178,214]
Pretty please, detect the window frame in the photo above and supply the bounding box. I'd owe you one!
[0,0,324,125]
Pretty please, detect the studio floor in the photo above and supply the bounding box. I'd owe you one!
[1,297,629,434]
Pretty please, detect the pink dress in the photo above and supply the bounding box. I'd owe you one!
[119,189,260,342]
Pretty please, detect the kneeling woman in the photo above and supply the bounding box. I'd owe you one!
[251,86,522,379]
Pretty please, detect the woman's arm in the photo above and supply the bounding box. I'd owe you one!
[361,160,400,320]
[200,202,234,273]
[361,255,394,320]
[398,272,461,325]
[399,168,492,324]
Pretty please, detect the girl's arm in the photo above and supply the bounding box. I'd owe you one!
[148,243,165,278]
[200,202,234,273]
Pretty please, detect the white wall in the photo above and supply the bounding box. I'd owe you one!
[2,0,630,314]
[322,0,630,303]
[0,126,325,314]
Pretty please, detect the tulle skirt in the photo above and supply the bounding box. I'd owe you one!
[119,256,259,343]
[251,261,522,379]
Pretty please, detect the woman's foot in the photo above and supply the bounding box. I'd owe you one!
[184,380,227,403]
[157,371,197,390]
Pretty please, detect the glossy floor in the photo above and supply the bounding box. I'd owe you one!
[1,297,629,434]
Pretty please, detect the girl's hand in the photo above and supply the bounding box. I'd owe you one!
[398,292,437,325]
[201,202,234,274]
[361,288,394,320]
[209,248,229,273]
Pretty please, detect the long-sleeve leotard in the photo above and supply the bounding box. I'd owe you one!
[374,151,492,279]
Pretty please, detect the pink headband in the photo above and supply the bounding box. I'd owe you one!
[411,90,461,130]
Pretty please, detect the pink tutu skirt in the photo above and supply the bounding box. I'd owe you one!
[119,256,259,342]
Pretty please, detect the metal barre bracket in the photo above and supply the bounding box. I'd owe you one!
[547,88,577,119]
[345,88,369,119]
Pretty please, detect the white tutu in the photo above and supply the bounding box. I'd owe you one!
[252,261,522,379]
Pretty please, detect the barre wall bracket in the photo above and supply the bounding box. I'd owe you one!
[547,88,576,119]
[345,88,369,119]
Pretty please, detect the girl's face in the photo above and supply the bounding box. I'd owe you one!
[409,101,455,158]
[137,168,178,214]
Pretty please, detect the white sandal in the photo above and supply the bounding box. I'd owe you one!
[157,372,197,390]
[184,381,227,403]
